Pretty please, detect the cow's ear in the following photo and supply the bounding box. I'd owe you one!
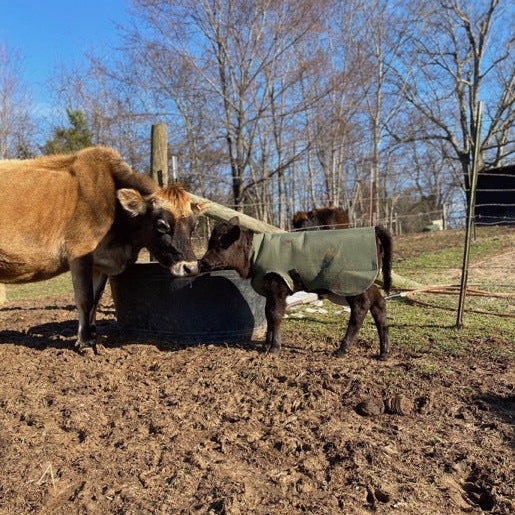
[228,216,240,226]
[117,188,147,217]
[192,201,208,215]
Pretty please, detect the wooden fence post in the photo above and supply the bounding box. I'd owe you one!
[187,192,284,234]
[149,124,168,262]
[150,123,168,187]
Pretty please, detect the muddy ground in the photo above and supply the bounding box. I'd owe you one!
[0,289,513,515]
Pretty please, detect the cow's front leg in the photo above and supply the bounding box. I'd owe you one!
[89,271,108,340]
[263,273,289,354]
[70,255,95,353]
[334,292,370,357]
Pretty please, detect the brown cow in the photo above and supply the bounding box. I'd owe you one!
[292,206,349,230]
[0,146,204,351]
[200,217,392,360]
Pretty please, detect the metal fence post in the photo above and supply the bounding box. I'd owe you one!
[456,101,483,328]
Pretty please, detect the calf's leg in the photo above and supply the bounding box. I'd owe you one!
[334,286,390,360]
[334,292,371,357]
[368,285,390,360]
[263,273,290,354]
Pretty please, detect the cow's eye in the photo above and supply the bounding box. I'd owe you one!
[156,219,170,234]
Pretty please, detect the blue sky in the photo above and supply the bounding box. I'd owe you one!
[0,0,130,115]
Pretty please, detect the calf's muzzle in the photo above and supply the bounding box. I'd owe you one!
[170,260,199,277]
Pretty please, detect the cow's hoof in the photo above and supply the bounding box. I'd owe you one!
[378,353,389,361]
[94,343,105,355]
[333,348,348,358]
[266,345,281,355]
[74,340,96,355]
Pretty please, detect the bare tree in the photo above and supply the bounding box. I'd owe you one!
[49,0,512,234]
[344,0,413,224]
[53,57,152,170]
[394,0,514,197]
[123,0,327,216]
[0,43,34,158]
[283,1,368,217]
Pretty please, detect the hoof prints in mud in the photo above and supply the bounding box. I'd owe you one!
[0,294,513,514]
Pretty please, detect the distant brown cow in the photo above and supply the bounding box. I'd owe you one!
[0,146,204,352]
[292,206,349,231]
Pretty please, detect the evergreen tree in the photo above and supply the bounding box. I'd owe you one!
[43,109,93,154]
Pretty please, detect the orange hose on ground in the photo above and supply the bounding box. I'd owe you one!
[390,285,514,318]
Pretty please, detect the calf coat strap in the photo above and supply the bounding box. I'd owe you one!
[250,227,378,297]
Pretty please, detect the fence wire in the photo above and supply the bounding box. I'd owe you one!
[190,165,514,317]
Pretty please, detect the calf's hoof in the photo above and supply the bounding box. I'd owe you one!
[265,345,281,355]
[378,352,389,361]
[333,347,348,358]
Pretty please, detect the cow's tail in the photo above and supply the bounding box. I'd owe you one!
[375,225,393,294]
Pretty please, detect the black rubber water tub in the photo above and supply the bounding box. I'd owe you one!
[109,263,266,344]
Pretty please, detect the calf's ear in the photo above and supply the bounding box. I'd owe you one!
[228,216,240,226]
[117,188,147,217]
[221,224,241,248]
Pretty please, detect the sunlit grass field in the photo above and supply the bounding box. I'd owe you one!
[5,272,73,300]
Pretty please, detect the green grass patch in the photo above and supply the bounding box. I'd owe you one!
[394,228,514,285]
[389,297,514,357]
[414,361,454,377]
[283,293,514,361]
[283,226,515,361]
[393,226,513,259]
[5,273,73,301]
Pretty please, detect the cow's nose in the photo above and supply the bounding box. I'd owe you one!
[170,260,199,277]
[183,261,198,276]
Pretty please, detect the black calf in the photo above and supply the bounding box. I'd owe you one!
[200,217,392,359]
